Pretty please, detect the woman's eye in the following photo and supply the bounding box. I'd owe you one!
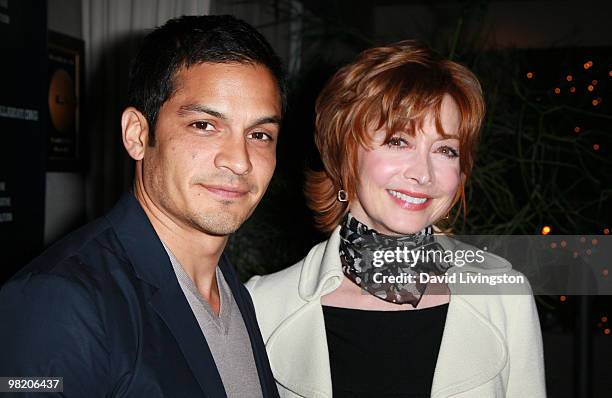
[386,136,409,148]
[249,131,273,141]
[438,145,459,158]
[190,121,215,131]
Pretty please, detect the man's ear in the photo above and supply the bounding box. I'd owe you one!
[121,107,150,160]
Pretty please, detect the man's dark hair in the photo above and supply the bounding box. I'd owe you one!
[128,15,286,145]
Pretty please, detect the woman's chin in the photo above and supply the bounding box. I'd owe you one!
[378,219,431,236]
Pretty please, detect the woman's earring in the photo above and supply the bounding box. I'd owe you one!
[337,189,348,202]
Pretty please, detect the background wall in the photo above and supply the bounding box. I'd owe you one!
[45,0,85,245]
[42,0,612,248]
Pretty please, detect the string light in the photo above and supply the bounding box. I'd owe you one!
[525,58,606,337]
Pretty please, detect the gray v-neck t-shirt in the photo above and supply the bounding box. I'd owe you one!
[163,245,263,398]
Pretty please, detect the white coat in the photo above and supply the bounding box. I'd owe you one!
[247,227,547,397]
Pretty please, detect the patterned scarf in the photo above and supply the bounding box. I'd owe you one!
[339,213,451,307]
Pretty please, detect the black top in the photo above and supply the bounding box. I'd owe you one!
[322,303,449,398]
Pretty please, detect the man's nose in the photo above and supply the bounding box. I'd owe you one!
[214,134,252,176]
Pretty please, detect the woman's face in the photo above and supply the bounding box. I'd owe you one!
[349,95,463,235]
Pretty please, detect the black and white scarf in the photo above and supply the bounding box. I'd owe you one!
[339,213,451,307]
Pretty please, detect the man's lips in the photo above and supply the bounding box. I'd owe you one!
[201,184,249,199]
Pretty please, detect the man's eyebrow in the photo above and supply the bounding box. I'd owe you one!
[249,116,282,129]
[177,104,227,119]
[177,104,281,127]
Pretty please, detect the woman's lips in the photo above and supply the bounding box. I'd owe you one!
[387,189,432,210]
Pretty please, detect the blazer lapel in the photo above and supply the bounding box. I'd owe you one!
[430,234,509,397]
[430,296,507,398]
[266,300,333,398]
[264,232,345,398]
[149,283,227,397]
[107,193,226,397]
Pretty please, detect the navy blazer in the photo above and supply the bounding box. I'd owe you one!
[0,193,279,397]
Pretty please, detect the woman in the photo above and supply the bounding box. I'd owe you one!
[247,41,546,397]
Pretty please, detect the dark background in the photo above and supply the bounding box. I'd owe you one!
[1,0,611,396]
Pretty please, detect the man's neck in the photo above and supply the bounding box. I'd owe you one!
[134,183,227,306]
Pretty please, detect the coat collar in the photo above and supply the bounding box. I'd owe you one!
[268,227,508,398]
[297,227,344,301]
[105,192,172,289]
[106,193,278,398]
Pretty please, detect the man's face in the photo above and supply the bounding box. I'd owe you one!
[142,62,281,236]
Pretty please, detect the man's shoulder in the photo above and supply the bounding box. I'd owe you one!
[5,216,128,294]
[0,218,123,389]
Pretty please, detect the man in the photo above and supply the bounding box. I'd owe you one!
[0,15,284,397]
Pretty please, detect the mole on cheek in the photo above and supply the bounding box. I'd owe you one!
[191,153,198,160]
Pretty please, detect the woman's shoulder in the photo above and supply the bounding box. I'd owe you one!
[244,240,334,336]
[246,238,331,305]
[248,235,334,283]
[246,259,304,296]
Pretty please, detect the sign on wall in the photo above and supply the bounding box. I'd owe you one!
[0,0,47,282]
[47,30,84,171]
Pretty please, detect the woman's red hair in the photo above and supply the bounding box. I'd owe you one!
[305,40,486,233]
